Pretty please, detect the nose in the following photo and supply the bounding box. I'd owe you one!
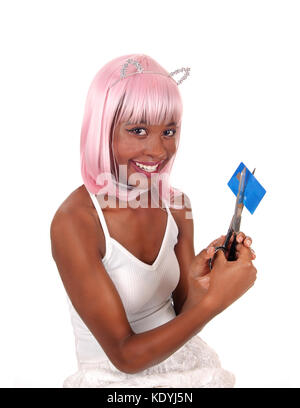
[144,135,168,161]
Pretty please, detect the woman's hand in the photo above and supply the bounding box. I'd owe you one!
[205,241,257,314]
[223,232,256,262]
[181,232,256,313]
[190,232,255,279]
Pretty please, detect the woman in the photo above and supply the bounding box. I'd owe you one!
[50,54,257,388]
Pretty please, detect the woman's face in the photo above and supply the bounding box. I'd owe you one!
[112,120,180,188]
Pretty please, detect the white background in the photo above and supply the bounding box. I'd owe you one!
[1,0,299,388]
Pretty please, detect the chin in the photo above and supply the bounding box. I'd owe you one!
[128,179,150,190]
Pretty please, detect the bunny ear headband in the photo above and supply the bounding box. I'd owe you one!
[109,58,191,89]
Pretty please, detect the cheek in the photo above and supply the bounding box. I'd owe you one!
[113,137,141,162]
[167,139,178,156]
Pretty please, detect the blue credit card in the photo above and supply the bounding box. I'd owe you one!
[227,162,266,214]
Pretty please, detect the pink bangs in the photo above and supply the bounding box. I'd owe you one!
[80,54,184,207]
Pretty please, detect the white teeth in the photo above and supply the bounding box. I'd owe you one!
[134,161,159,172]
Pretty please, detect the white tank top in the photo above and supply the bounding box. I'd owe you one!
[66,191,180,367]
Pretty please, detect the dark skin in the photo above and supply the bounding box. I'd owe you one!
[112,121,178,191]
[50,121,256,374]
[92,121,180,264]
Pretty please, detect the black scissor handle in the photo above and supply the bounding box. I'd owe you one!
[209,245,227,271]
[227,232,238,261]
[209,234,238,270]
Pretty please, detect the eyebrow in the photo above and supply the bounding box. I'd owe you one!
[125,121,177,126]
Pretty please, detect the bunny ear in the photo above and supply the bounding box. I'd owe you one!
[120,58,144,78]
[169,67,191,85]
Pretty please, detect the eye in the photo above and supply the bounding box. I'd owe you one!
[164,129,176,137]
[126,127,147,136]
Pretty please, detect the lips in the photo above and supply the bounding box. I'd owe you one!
[133,160,162,166]
[130,160,164,177]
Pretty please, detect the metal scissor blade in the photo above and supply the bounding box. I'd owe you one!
[223,222,233,250]
[232,166,246,232]
[209,166,255,269]
[223,166,246,250]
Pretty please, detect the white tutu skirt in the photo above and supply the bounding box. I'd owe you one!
[63,336,235,388]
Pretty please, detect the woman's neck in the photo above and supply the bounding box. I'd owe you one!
[97,189,165,210]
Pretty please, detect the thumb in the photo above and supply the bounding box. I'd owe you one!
[235,242,253,262]
[190,247,214,278]
[211,246,227,268]
[194,246,217,270]
[195,247,213,263]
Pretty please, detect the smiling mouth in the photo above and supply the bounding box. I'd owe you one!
[130,160,164,174]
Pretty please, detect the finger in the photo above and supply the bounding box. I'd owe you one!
[236,232,246,244]
[195,246,215,264]
[206,246,215,258]
[206,235,226,261]
[243,236,252,247]
[195,248,210,264]
[212,246,227,267]
[235,243,254,262]
[206,235,226,249]
[250,247,256,259]
[236,232,252,247]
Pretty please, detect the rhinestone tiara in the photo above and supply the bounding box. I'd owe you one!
[109,58,191,89]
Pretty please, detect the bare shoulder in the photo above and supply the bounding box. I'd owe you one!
[50,185,101,287]
[50,184,102,259]
[169,191,193,237]
[49,185,134,372]
[51,184,94,223]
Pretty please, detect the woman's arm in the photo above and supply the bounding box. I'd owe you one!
[51,203,256,375]
[50,206,215,374]
[171,193,255,316]
[50,208,134,371]
[171,194,196,315]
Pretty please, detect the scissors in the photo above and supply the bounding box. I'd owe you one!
[209,166,255,270]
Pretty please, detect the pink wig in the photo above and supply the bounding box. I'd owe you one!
[80,53,184,207]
